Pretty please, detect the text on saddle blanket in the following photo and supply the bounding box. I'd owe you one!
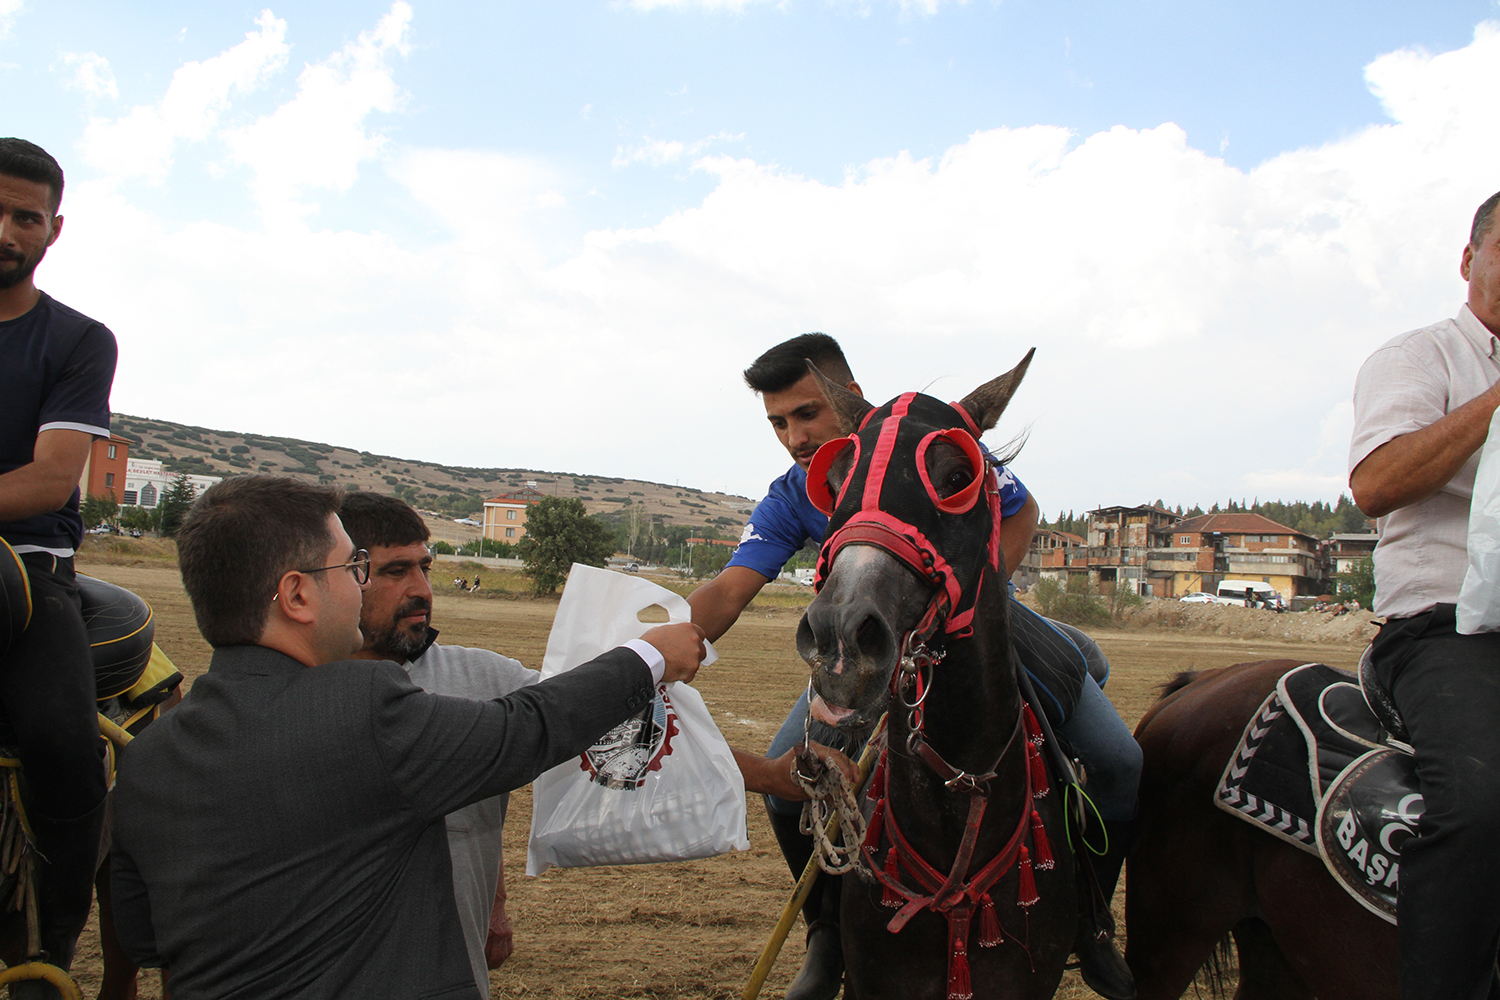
[1214,661,1420,924]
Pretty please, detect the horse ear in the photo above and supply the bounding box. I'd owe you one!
[958,348,1035,433]
[806,359,874,433]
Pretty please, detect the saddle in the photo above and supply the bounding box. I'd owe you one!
[1214,657,1418,924]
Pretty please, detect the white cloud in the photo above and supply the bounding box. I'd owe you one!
[612,130,743,167]
[38,18,1500,511]
[0,0,21,41]
[221,2,411,219]
[76,10,288,182]
[59,51,118,100]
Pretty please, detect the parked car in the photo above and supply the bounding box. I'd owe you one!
[1178,592,1216,603]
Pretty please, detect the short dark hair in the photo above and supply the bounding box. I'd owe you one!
[743,333,854,394]
[0,138,64,214]
[177,476,344,648]
[338,492,429,551]
[1472,191,1500,248]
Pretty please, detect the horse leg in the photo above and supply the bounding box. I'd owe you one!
[1230,918,1312,1000]
[94,862,139,1000]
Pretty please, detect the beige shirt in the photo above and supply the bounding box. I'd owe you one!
[1350,305,1500,618]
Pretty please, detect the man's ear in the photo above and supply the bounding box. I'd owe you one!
[1463,243,1474,282]
[272,571,318,626]
[46,214,63,249]
[847,380,863,399]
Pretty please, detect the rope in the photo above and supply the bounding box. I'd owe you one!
[797,745,869,875]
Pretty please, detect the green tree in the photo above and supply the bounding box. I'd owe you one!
[517,497,617,595]
[1337,556,1376,609]
[157,475,197,538]
[81,491,118,530]
[119,505,154,532]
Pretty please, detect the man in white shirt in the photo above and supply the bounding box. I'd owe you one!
[340,492,532,997]
[1349,188,1500,1000]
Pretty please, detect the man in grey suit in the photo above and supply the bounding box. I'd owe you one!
[109,475,706,1000]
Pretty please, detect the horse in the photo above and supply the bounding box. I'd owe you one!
[1125,659,1397,1000]
[793,353,1082,1000]
[0,563,182,1000]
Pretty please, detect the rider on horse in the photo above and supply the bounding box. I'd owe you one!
[0,138,117,996]
[689,333,1141,1000]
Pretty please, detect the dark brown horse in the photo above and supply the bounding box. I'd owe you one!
[1126,659,1397,1000]
[795,354,1078,1000]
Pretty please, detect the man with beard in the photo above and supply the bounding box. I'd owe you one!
[338,492,534,998]
[0,138,115,996]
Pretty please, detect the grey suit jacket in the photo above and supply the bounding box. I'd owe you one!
[111,643,655,1000]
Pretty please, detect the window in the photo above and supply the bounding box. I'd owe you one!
[1179,535,1191,545]
[140,483,158,508]
[105,473,115,487]
[507,510,516,520]
[505,528,515,538]
[122,490,138,505]
[107,444,117,459]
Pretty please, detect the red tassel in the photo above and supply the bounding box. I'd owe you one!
[864,798,886,852]
[1027,731,1050,799]
[870,756,887,798]
[978,893,1003,947]
[1017,845,1039,908]
[1030,809,1054,870]
[882,847,904,908]
[947,935,973,1000]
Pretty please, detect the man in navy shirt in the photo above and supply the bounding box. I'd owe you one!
[0,138,117,993]
[690,334,1140,1000]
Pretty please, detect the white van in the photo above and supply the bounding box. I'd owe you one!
[1213,580,1282,609]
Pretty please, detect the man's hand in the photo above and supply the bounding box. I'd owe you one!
[639,622,708,683]
[485,910,513,969]
[734,742,857,800]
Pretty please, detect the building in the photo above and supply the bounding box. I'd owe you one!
[1085,505,1182,596]
[1325,532,1379,577]
[120,457,221,508]
[1019,529,1088,587]
[483,483,545,542]
[78,433,132,502]
[1147,512,1325,599]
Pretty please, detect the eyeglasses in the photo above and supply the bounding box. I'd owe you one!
[298,549,371,586]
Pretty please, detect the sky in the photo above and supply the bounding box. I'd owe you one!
[6,0,1500,515]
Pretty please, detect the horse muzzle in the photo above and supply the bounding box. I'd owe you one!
[797,545,932,730]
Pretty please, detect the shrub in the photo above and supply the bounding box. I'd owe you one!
[1033,577,1111,628]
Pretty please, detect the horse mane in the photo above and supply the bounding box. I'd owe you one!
[1160,670,1200,698]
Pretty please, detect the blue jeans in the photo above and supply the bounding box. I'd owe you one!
[766,598,1141,823]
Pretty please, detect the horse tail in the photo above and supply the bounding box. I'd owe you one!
[1190,933,1235,999]
[1160,670,1200,698]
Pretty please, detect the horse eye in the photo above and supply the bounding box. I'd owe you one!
[943,468,974,495]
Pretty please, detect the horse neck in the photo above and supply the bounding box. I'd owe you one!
[885,567,1026,844]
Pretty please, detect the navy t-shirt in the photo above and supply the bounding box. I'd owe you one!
[0,293,117,551]
[726,459,1030,580]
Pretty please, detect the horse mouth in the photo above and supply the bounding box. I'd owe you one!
[810,692,878,731]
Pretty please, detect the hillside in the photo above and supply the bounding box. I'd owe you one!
[109,413,756,537]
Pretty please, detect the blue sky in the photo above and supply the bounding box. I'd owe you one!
[5,1,1500,512]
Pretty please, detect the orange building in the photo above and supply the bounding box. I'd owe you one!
[482,484,545,542]
[78,433,131,502]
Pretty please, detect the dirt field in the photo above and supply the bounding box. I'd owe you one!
[62,563,1368,999]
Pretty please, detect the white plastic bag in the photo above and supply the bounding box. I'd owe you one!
[1457,408,1500,633]
[526,563,748,874]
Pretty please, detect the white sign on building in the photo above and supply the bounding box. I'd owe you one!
[121,457,221,508]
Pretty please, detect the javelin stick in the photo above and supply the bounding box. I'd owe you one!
[742,720,885,1000]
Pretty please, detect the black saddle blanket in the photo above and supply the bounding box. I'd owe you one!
[1214,662,1417,924]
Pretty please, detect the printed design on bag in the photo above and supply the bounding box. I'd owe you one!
[579,684,679,790]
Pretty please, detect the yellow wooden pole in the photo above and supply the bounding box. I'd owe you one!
[742,730,884,1000]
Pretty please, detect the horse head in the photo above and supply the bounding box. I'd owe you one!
[796,350,1034,733]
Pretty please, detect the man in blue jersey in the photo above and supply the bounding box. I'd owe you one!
[0,138,116,995]
[690,334,1140,1000]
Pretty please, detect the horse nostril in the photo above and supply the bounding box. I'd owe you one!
[855,615,890,659]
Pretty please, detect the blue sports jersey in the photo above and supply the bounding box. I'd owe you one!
[726,458,1029,580]
[0,293,117,551]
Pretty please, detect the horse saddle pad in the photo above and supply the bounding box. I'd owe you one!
[1214,661,1420,924]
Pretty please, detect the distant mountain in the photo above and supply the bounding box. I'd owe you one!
[110,413,755,534]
